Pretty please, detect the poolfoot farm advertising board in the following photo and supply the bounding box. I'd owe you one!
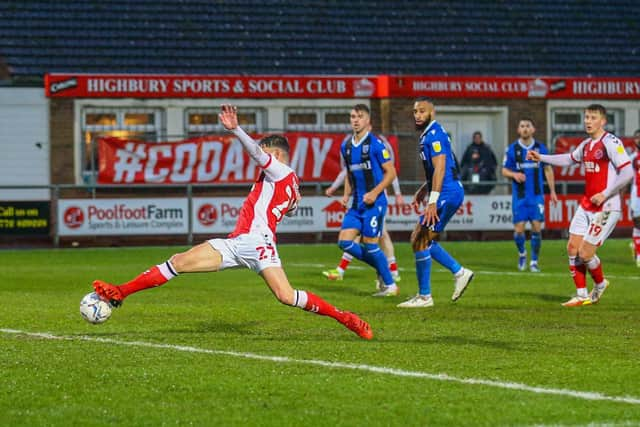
[58,199,188,236]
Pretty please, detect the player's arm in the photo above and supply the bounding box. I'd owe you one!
[391,176,405,205]
[412,182,428,208]
[423,155,445,226]
[543,165,558,203]
[218,104,270,166]
[502,166,526,183]
[363,161,397,205]
[326,167,347,196]
[528,151,574,167]
[591,164,633,206]
[341,172,352,208]
[501,146,525,183]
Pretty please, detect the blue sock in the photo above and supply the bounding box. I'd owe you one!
[530,232,541,262]
[514,232,526,254]
[363,243,395,286]
[429,241,461,275]
[415,249,432,296]
[338,240,363,260]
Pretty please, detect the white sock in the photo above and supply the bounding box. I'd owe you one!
[293,290,308,308]
[158,260,178,280]
[577,287,588,298]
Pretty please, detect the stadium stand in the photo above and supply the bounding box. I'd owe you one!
[0,0,638,78]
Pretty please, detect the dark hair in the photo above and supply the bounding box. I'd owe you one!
[585,104,607,116]
[259,135,290,154]
[472,131,482,138]
[634,129,640,137]
[353,104,370,115]
[415,96,433,104]
[519,117,536,127]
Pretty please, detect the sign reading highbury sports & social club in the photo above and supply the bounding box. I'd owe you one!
[45,73,640,99]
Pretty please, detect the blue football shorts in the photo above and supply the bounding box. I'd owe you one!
[512,198,545,224]
[342,202,386,238]
[418,189,464,233]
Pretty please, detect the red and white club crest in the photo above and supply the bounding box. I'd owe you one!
[197,203,218,226]
[63,206,84,228]
[594,149,604,160]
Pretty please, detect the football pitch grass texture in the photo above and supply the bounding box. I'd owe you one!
[0,240,638,426]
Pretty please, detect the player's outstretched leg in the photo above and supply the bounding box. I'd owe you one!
[93,261,177,307]
[263,268,373,340]
[292,290,373,339]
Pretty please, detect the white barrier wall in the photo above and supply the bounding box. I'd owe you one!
[58,195,515,236]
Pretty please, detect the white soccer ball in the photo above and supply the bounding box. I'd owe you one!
[79,292,112,324]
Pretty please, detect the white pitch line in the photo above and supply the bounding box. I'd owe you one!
[2,328,640,406]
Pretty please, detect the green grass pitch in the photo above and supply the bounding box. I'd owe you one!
[0,239,639,426]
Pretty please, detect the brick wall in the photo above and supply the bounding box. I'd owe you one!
[49,98,75,184]
[385,97,548,181]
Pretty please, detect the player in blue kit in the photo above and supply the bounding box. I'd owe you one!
[398,98,474,308]
[337,104,399,297]
[502,118,557,272]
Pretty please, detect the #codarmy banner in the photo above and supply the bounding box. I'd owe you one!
[98,134,399,184]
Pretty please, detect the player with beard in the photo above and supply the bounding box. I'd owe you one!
[397,98,474,308]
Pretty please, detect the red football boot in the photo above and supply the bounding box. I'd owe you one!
[340,311,373,340]
[93,280,124,308]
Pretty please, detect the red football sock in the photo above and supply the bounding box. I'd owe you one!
[389,261,398,274]
[633,228,640,257]
[338,255,352,271]
[586,257,605,285]
[119,264,176,298]
[569,257,586,289]
[304,292,343,321]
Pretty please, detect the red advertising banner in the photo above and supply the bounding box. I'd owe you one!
[46,73,640,99]
[45,74,379,98]
[545,194,634,229]
[552,136,637,181]
[385,75,640,99]
[98,133,399,184]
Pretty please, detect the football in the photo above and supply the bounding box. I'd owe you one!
[79,292,112,324]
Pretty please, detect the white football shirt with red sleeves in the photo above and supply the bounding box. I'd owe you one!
[228,154,300,241]
[570,132,631,212]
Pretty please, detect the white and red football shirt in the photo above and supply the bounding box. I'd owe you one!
[228,154,300,241]
[570,132,631,212]
[631,150,640,198]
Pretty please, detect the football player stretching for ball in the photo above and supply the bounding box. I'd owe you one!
[527,104,633,307]
[93,104,373,340]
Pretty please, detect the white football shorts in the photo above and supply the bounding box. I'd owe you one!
[568,206,620,246]
[207,232,282,273]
